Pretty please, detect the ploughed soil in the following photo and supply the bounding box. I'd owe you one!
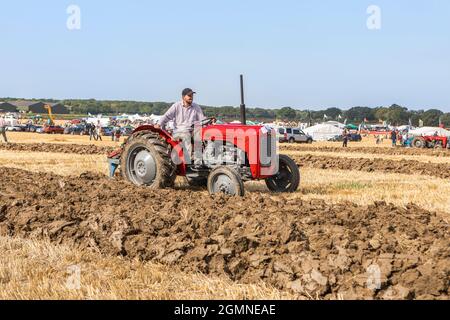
[293,155,450,180]
[0,143,114,155]
[0,167,448,300]
[281,144,450,157]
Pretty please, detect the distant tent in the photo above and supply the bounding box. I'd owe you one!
[397,125,414,132]
[324,121,346,129]
[303,123,343,141]
[409,127,450,137]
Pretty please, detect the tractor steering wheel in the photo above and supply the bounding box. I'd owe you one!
[198,117,216,127]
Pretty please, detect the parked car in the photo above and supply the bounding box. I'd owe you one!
[23,124,42,132]
[101,127,115,136]
[349,133,363,142]
[43,126,64,134]
[278,127,313,144]
[121,126,134,136]
[329,133,362,142]
[64,125,87,135]
[5,125,23,132]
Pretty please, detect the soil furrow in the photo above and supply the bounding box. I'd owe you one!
[0,167,448,300]
[281,145,450,157]
[294,155,450,180]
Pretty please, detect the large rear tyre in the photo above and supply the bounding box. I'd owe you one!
[412,137,426,148]
[121,132,176,189]
[265,154,300,193]
[207,167,245,196]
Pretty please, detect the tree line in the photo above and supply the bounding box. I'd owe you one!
[62,100,450,127]
[3,98,450,127]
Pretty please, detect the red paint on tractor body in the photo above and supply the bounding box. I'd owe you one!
[130,124,277,179]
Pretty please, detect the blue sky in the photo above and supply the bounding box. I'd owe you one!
[1,1,449,110]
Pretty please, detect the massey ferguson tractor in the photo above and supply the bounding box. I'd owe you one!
[412,135,450,149]
[108,76,300,196]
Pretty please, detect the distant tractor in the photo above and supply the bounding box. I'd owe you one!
[412,136,450,149]
[108,76,300,196]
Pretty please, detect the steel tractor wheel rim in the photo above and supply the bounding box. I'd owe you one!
[127,146,157,185]
[211,174,236,195]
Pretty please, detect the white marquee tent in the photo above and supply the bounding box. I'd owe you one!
[304,123,343,141]
[409,126,450,137]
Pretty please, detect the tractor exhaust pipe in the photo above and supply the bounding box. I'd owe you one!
[240,74,246,125]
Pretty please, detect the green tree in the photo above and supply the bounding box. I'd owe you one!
[385,104,410,125]
[277,107,297,120]
[323,107,343,120]
[440,113,450,127]
[345,107,375,122]
[422,109,443,126]
[295,110,310,122]
[409,110,424,127]
[373,107,388,122]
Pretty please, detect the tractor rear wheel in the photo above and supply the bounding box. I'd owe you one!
[207,167,245,196]
[121,132,176,189]
[412,137,426,148]
[265,154,300,193]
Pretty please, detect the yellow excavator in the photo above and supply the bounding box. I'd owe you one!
[44,104,55,126]
[42,104,64,134]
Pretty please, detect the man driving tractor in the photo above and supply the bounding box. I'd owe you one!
[155,88,207,166]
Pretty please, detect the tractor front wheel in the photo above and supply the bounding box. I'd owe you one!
[207,167,245,196]
[265,154,300,193]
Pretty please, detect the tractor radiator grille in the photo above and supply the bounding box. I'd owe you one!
[260,131,273,167]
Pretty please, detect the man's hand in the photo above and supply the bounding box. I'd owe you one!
[154,124,161,129]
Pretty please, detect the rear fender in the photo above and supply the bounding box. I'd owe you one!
[129,125,187,175]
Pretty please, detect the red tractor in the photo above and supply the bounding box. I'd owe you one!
[108,76,300,196]
[412,136,450,149]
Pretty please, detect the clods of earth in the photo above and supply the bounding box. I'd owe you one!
[0,167,448,300]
